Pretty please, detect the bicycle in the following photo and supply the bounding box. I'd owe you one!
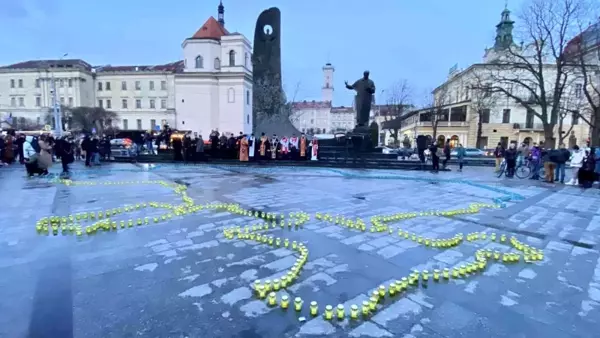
[515,159,532,179]
[496,159,508,178]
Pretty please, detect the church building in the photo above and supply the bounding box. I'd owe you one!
[175,1,254,135]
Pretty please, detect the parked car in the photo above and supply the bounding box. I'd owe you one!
[376,146,398,155]
[450,147,487,157]
[110,138,136,157]
[397,147,415,157]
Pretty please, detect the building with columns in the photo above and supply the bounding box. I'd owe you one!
[387,6,589,148]
[0,1,252,135]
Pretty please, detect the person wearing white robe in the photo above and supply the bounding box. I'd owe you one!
[279,136,289,160]
[310,138,319,161]
[248,134,256,160]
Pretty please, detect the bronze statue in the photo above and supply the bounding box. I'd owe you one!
[345,71,376,130]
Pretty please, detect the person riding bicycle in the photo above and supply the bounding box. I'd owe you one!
[504,143,517,177]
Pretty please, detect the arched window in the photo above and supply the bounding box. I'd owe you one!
[246,90,250,105]
[195,55,203,69]
[214,58,221,70]
[227,88,235,103]
[229,50,235,66]
[244,53,249,67]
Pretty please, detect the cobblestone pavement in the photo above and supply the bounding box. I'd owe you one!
[0,162,599,338]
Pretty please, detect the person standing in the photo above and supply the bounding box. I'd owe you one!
[442,140,451,169]
[2,134,15,164]
[37,135,53,174]
[493,142,505,172]
[195,134,205,162]
[239,135,249,162]
[455,143,466,172]
[553,144,571,184]
[504,143,517,178]
[566,145,584,185]
[517,142,529,167]
[259,132,269,160]
[429,142,440,172]
[529,143,542,180]
[59,136,74,174]
[310,138,319,161]
[543,144,556,183]
[299,133,308,160]
[579,148,596,188]
[248,133,256,161]
[16,134,25,164]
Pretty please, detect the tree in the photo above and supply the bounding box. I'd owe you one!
[384,79,412,145]
[16,117,43,131]
[47,106,119,134]
[558,79,586,144]
[469,77,499,148]
[566,19,600,146]
[480,0,587,148]
[424,85,452,141]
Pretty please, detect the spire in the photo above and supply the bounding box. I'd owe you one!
[494,5,515,50]
[218,1,225,27]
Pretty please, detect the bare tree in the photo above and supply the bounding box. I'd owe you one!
[46,106,119,134]
[469,77,499,148]
[480,0,587,148]
[383,79,412,145]
[565,19,600,146]
[424,85,452,140]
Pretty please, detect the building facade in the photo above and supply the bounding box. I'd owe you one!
[0,2,252,136]
[389,6,590,149]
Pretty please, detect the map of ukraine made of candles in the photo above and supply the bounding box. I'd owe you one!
[34,175,541,324]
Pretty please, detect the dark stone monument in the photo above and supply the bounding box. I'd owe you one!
[252,7,301,136]
[345,71,376,133]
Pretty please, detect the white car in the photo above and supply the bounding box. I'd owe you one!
[450,148,486,157]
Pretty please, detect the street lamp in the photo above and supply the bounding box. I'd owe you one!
[51,53,68,137]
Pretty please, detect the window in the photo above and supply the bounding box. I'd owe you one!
[149,81,155,90]
[480,109,490,123]
[572,111,579,125]
[122,99,128,109]
[18,79,23,88]
[247,114,250,124]
[195,55,203,69]
[98,82,103,91]
[151,119,156,130]
[161,99,166,109]
[214,57,221,69]
[123,119,128,129]
[60,97,65,104]
[161,81,167,90]
[19,97,24,107]
[121,81,127,90]
[245,53,249,67]
[137,119,142,130]
[98,99,103,108]
[10,79,15,88]
[229,50,235,66]
[502,109,511,123]
[10,97,16,106]
[35,79,41,88]
[227,88,235,103]
[150,99,155,108]
[464,87,470,100]
[106,99,111,109]
[68,79,73,87]
[575,84,582,98]
[68,97,73,106]
[135,81,141,90]
[246,90,250,105]
[106,82,111,90]
[136,99,141,109]
[35,97,41,107]
[59,79,64,88]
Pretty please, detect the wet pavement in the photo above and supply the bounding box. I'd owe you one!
[1,162,599,338]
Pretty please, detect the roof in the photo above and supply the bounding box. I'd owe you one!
[565,21,600,57]
[291,100,332,110]
[96,61,184,73]
[190,16,229,40]
[0,59,92,71]
[330,106,353,113]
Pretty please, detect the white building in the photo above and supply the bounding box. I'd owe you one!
[0,1,253,135]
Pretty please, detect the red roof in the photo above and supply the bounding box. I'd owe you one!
[291,100,332,110]
[191,16,229,40]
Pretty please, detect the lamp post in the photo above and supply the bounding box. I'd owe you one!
[51,53,68,137]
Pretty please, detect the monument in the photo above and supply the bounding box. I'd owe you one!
[252,7,301,136]
[345,71,376,133]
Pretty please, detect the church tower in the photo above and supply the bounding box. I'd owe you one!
[218,1,225,27]
[494,5,514,51]
[322,63,334,103]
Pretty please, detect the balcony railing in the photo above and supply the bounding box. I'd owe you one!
[513,123,545,130]
[415,121,468,127]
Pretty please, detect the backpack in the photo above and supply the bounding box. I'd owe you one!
[30,137,41,153]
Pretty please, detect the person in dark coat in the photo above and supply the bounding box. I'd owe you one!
[429,142,440,172]
[16,134,25,164]
[81,135,92,167]
[504,143,517,178]
[442,140,451,169]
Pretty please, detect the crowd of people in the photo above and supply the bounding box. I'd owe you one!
[169,130,319,162]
